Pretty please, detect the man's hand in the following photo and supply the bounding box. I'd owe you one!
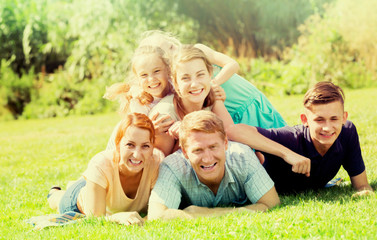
[168,121,181,140]
[283,152,311,177]
[106,212,144,226]
[150,112,175,135]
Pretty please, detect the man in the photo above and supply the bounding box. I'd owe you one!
[236,81,373,195]
[148,111,280,220]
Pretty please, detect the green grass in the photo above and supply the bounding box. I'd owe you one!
[1,88,377,239]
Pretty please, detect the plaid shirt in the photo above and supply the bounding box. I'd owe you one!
[149,141,274,209]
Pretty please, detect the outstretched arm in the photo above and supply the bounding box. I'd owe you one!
[149,187,280,220]
[350,170,374,197]
[194,43,239,85]
[184,186,280,218]
[148,201,193,220]
[226,124,311,177]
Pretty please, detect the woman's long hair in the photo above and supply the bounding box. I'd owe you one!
[171,45,216,120]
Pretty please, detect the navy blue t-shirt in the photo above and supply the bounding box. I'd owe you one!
[257,120,365,194]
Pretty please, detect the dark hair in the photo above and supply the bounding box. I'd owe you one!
[303,81,345,109]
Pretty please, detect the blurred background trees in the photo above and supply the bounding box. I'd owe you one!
[0,0,376,120]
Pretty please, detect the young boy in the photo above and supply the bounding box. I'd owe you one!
[257,81,373,195]
[229,81,373,195]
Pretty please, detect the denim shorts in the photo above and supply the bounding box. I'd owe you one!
[58,177,86,214]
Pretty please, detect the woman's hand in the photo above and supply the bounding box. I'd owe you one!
[106,212,144,226]
[150,112,175,135]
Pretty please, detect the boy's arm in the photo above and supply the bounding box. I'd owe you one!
[226,124,311,177]
[194,43,239,85]
[350,170,374,197]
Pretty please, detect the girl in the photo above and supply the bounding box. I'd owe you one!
[149,45,308,167]
[47,113,163,225]
[139,30,287,129]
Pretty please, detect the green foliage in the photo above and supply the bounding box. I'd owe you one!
[171,0,333,57]
[1,0,376,119]
[0,59,35,117]
[1,89,377,239]
[239,0,377,95]
[0,0,54,73]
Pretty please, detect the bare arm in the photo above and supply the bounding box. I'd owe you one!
[226,124,311,177]
[194,43,239,85]
[148,201,193,220]
[351,170,374,197]
[149,187,279,220]
[154,131,176,156]
[83,180,107,217]
[185,186,280,218]
[211,100,235,127]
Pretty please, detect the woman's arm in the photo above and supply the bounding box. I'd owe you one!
[194,43,239,85]
[211,100,235,127]
[83,180,107,217]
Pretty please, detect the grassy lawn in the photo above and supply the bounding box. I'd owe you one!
[1,88,376,239]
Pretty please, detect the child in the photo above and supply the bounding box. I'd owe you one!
[139,30,287,129]
[104,45,176,150]
[230,82,374,196]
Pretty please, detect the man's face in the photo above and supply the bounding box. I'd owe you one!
[182,131,228,186]
[301,101,348,156]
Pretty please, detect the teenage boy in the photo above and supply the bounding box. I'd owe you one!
[231,81,373,195]
[148,111,280,220]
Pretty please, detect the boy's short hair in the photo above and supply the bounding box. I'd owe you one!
[303,81,345,109]
[179,111,226,150]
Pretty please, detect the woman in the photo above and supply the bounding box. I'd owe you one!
[47,113,163,225]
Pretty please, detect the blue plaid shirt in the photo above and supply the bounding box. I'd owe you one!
[149,141,274,209]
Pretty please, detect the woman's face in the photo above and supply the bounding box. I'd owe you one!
[133,53,170,98]
[175,58,211,105]
[119,125,154,175]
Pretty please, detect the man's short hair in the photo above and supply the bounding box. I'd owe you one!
[179,111,226,150]
[303,81,345,109]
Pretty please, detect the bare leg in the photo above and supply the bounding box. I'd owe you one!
[47,189,66,211]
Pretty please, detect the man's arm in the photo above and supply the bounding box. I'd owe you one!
[183,187,280,218]
[350,170,374,197]
[148,201,193,220]
[226,124,311,177]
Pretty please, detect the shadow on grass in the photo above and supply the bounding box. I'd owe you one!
[278,179,377,207]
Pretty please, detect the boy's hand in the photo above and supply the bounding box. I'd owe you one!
[284,152,311,177]
[351,189,375,198]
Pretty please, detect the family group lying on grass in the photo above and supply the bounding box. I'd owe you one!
[46,31,373,226]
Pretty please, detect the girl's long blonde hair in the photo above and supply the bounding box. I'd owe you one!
[104,45,172,115]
